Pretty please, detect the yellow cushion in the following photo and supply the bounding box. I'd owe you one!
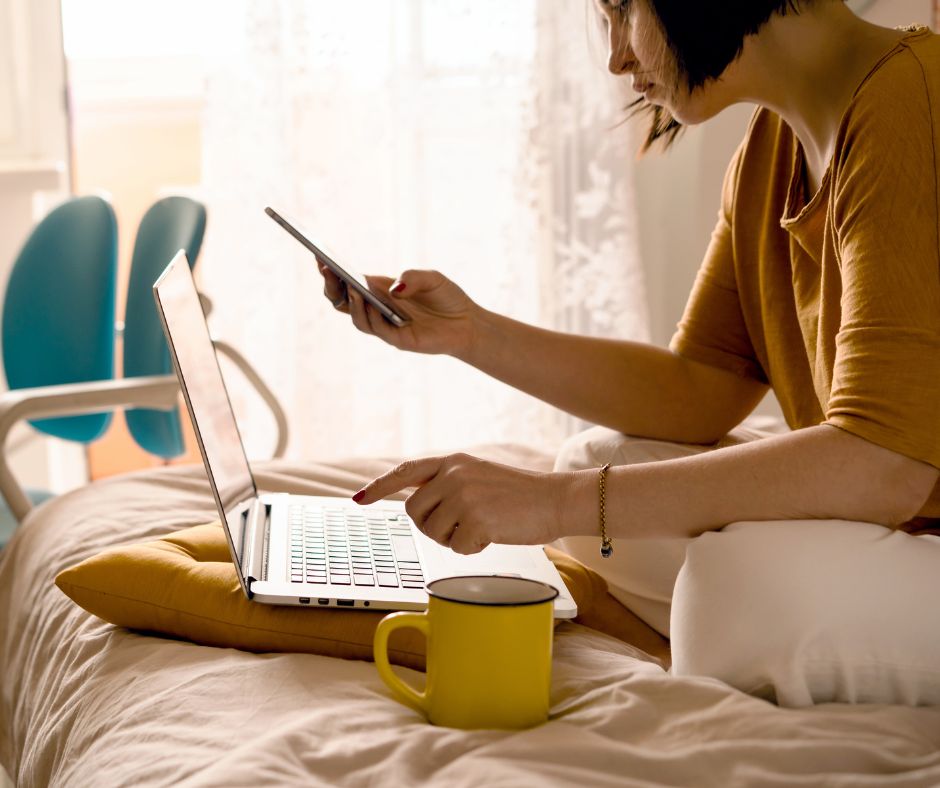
[55,523,667,669]
[55,523,427,670]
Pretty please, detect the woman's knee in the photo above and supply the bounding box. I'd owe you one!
[553,426,710,473]
[670,520,940,706]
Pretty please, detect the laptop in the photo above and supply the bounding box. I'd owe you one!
[153,250,577,617]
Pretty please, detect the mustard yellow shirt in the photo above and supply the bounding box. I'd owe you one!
[670,27,940,518]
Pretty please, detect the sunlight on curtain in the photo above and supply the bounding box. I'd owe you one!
[200,0,648,463]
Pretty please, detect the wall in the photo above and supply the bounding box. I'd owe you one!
[0,0,70,304]
[0,0,82,496]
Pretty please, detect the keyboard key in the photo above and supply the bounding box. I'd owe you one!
[286,506,424,590]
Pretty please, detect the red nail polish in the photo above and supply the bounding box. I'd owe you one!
[390,281,406,294]
[352,490,365,503]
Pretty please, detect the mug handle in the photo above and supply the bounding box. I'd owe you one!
[373,611,430,714]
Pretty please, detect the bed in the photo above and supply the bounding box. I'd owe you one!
[2,444,939,787]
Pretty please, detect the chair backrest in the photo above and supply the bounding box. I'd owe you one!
[123,195,206,459]
[2,195,118,443]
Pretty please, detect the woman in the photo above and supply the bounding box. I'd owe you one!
[320,0,940,703]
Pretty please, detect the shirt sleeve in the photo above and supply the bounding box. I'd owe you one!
[825,51,940,468]
[670,138,769,383]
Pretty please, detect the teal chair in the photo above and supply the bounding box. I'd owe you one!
[0,196,180,545]
[0,196,121,547]
[3,196,118,441]
[0,195,288,548]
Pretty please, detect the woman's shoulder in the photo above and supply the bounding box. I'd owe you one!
[740,28,939,152]
[834,28,939,175]
[842,28,939,136]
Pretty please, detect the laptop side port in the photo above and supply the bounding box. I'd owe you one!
[336,599,355,607]
[299,597,311,605]
[318,598,330,605]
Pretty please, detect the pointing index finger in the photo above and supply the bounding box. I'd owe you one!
[352,456,445,505]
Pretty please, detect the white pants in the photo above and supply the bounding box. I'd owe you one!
[553,425,940,707]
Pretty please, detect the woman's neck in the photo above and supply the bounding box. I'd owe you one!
[729,2,905,191]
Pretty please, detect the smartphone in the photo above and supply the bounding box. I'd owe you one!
[265,206,410,327]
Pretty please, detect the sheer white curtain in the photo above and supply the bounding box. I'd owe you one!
[200,0,648,463]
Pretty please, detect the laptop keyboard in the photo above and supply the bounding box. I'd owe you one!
[288,504,425,589]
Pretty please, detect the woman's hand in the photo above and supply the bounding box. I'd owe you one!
[352,453,572,554]
[318,263,480,358]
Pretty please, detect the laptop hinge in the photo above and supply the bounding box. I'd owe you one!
[242,499,269,588]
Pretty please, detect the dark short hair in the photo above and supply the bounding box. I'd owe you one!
[631,0,836,152]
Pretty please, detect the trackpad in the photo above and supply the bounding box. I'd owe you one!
[420,536,539,579]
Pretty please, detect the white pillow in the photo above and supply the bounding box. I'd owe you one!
[671,520,940,707]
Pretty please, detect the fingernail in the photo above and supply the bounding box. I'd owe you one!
[352,489,365,503]
[390,281,406,294]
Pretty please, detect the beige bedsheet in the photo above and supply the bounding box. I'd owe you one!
[2,446,940,787]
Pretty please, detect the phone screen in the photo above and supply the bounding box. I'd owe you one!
[265,207,410,327]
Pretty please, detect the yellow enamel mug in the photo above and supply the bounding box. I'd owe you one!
[373,575,559,729]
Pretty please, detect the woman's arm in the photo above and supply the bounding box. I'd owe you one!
[564,424,940,540]
[338,271,767,445]
[458,308,768,444]
[353,425,939,552]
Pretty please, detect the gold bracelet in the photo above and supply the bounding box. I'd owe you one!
[598,462,613,558]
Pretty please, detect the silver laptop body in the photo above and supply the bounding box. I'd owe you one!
[153,251,577,617]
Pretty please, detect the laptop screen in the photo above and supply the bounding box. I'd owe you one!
[153,252,258,566]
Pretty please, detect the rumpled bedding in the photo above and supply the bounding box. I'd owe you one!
[2,445,939,787]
